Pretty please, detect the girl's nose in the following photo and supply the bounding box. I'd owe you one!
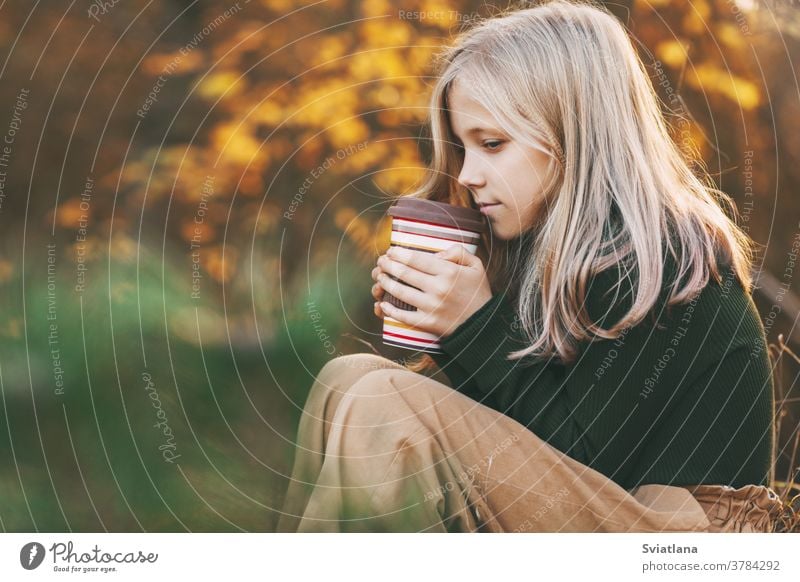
[457,151,486,189]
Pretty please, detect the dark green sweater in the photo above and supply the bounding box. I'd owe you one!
[430,255,774,490]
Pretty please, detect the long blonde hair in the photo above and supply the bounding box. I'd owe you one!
[400,0,754,373]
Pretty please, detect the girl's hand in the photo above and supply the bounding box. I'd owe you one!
[370,263,387,318]
[374,245,493,338]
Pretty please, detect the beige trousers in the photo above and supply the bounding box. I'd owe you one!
[277,354,784,533]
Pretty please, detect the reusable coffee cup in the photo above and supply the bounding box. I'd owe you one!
[381,198,487,354]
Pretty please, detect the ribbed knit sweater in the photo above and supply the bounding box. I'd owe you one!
[430,253,774,490]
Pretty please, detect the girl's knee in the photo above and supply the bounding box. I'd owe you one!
[309,354,405,404]
[344,369,403,398]
[332,371,424,435]
[344,368,445,405]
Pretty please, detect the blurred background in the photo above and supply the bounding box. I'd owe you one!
[0,0,797,532]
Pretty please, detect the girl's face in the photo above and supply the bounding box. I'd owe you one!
[447,80,555,241]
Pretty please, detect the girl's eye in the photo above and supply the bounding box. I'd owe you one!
[483,140,504,151]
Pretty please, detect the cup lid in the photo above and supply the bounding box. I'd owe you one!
[387,198,487,233]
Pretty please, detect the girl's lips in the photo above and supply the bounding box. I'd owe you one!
[479,203,501,215]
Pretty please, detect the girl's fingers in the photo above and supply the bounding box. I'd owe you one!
[386,246,446,276]
[371,282,385,301]
[379,300,429,329]
[378,273,428,310]
[377,255,436,293]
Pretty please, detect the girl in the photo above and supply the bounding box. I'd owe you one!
[277,0,790,532]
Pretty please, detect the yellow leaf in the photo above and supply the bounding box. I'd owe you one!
[212,122,264,165]
[197,72,245,100]
[254,100,285,126]
[203,245,238,283]
[407,43,437,74]
[359,20,412,48]
[421,0,455,18]
[374,167,424,193]
[682,0,711,36]
[347,49,407,82]
[142,51,203,76]
[728,77,760,110]
[361,0,391,18]
[260,0,298,11]
[716,22,746,50]
[656,40,688,68]
[375,84,401,107]
[334,139,389,173]
[326,119,370,150]
[688,65,760,110]
[182,220,216,244]
[293,83,359,126]
[422,0,480,30]
[54,199,86,229]
[315,34,349,65]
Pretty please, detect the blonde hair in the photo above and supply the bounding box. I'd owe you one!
[400,0,754,373]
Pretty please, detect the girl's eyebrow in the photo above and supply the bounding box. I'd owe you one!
[452,127,499,140]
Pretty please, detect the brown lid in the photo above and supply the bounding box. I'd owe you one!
[387,198,487,234]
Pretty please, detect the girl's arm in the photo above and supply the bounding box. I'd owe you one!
[434,260,774,488]
[436,290,579,455]
[433,263,646,460]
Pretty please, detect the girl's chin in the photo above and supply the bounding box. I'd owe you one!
[488,225,517,241]
[488,212,544,241]
[487,219,534,242]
